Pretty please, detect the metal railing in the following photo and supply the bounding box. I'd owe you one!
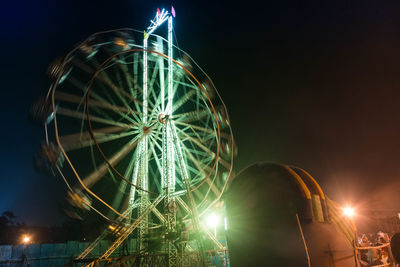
[355,242,394,267]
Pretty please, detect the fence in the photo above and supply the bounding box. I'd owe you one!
[0,242,228,267]
[0,239,137,267]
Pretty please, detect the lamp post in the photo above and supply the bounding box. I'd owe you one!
[342,206,359,267]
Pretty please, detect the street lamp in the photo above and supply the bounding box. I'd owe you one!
[21,235,31,244]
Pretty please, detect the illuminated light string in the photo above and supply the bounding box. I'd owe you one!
[145,8,170,37]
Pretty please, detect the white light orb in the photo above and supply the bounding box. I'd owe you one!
[343,207,355,218]
[206,213,219,228]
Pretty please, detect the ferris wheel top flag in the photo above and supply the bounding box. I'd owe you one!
[144,7,175,38]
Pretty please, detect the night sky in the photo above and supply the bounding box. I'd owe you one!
[1,0,400,225]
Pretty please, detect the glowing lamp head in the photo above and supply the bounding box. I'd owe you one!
[343,206,355,218]
[22,235,31,244]
[206,213,219,228]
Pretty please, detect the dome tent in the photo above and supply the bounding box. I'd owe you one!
[225,162,356,266]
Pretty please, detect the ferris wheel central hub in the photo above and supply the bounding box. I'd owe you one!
[158,113,169,124]
[142,126,151,135]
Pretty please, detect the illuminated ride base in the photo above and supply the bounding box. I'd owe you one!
[37,8,234,267]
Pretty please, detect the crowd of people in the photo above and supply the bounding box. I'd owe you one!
[357,231,392,266]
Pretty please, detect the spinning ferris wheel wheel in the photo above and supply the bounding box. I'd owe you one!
[33,7,235,266]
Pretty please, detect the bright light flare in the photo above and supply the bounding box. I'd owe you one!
[22,235,31,244]
[343,206,355,218]
[206,213,219,228]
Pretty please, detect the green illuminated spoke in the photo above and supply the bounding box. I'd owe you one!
[148,62,160,91]
[74,58,143,107]
[173,80,198,91]
[89,144,97,171]
[100,73,142,124]
[175,124,227,196]
[59,125,138,151]
[184,146,213,159]
[114,53,144,122]
[181,144,213,180]
[149,80,162,116]
[172,87,198,111]
[179,124,214,144]
[148,93,162,119]
[148,73,174,118]
[181,145,220,197]
[118,55,135,91]
[148,136,162,182]
[126,145,143,207]
[110,152,136,211]
[96,72,141,112]
[185,164,202,180]
[148,134,163,160]
[55,91,138,116]
[64,76,141,124]
[174,121,229,139]
[81,134,142,188]
[91,106,117,125]
[176,120,219,158]
[176,127,215,158]
[148,166,161,193]
[149,130,161,163]
[218,156,232,170]
[176,128,213,176]
[173,108,210,123]
[65,131,137,151]
[130,53,143,113]
[171,90,197,114]
[57,107,133,128]
[133,53,139,84]
[60,76,139,127]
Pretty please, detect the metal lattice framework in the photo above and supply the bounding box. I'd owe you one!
[41,8,234,266]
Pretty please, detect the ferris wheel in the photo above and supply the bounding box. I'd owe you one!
[36,8,234,264]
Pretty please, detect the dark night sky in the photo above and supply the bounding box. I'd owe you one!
[1,0,400,225]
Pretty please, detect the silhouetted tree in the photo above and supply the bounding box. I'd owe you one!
[0,211,16,227]
[0,211,18,244]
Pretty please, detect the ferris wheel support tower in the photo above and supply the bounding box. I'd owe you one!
[139,8,204,265]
